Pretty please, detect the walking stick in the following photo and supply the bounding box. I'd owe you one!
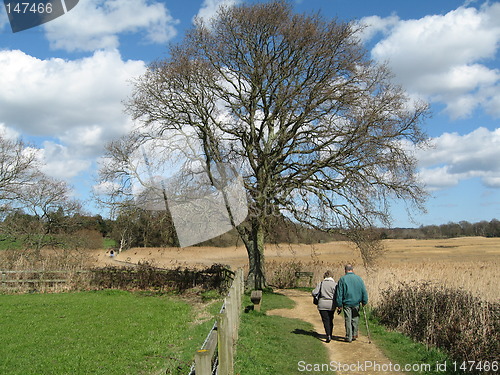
[362,304,372,344]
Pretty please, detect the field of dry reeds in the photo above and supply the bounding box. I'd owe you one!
[9,237,494,303]
[99,237,499,305]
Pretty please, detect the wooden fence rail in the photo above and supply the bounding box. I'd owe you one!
[0,270,86,291]
[190,268,244,375]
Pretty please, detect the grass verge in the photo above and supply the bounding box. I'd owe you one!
[0,290,221,375]
[360,308,460,375]
[234,291,329,375]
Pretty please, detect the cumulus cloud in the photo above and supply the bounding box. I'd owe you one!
[38,141,91,179]
[194,0,240,24]
[363,3,500,119]
[415,127,500,190]
[93,180,121,196]
[0,49,146,180]
[44,0,179,52]
[0,49,145,147]
[0,123,20,141]
[357,14,400,42]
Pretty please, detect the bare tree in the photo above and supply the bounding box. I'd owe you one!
[0,135,38,205]
[104,1,429,289]
[3,173,81,254]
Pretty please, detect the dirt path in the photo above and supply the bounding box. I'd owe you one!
[267,289,404,375]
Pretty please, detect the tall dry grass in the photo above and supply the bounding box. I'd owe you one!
[0,248,91,271]
[376,282,499,373]
[364,260,500,305]
[263,258,499,305]
[263,257,499,373]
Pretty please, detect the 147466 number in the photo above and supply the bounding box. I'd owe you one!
[6,2,53,14]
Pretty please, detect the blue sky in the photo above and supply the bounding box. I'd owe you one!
[0,0,499,227]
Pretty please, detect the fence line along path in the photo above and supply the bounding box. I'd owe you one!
[191,268,244,375]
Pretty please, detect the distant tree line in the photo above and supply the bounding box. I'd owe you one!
[106,207,500,250]
[1,210,112,251]
[3,200,498,251]
[107,207,337,250]
[377,219,500,240]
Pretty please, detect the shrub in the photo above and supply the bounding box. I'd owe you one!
[90,262,234,293]
[375,282,499,373]
[266,260,304,288]
[70,229,105,250]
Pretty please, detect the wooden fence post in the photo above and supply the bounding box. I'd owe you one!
[194,350,212,375]
[217,312,233,375]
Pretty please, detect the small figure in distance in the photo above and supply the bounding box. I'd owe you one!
[335,264,368,343]
[312,270,337,343]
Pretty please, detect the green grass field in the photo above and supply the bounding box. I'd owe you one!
[235,292,329,375]
[0,290,221,375]
[103,238,117,249]
[234,291,459,375]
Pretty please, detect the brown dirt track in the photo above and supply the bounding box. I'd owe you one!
[268,289,404,375]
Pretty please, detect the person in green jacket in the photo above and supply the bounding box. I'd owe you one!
[335,264,368,343]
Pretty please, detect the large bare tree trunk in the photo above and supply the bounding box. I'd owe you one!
[245,219,266,290]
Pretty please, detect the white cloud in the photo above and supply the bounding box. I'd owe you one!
[0,49,145,147]
[0,123,20,141]
[415,127,500,191]
[0,49,147,179]
[357,14,400,42]
[38,141,91,179]
[93,180,121,196]
[44,0,179,52]
[365,3,500,119]
[0,126,86,182]
[418,166,460,191]
[483,85,500,118]
[483,176,500,189]
[194,0,240,24]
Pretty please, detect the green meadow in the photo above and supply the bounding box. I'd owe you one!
[0,290,220,375]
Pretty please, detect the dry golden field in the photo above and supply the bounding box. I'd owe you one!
[96,236,500,305]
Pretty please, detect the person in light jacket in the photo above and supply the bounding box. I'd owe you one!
[312,270,337,343]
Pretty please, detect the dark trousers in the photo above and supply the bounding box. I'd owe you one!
[319,310,334,338]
